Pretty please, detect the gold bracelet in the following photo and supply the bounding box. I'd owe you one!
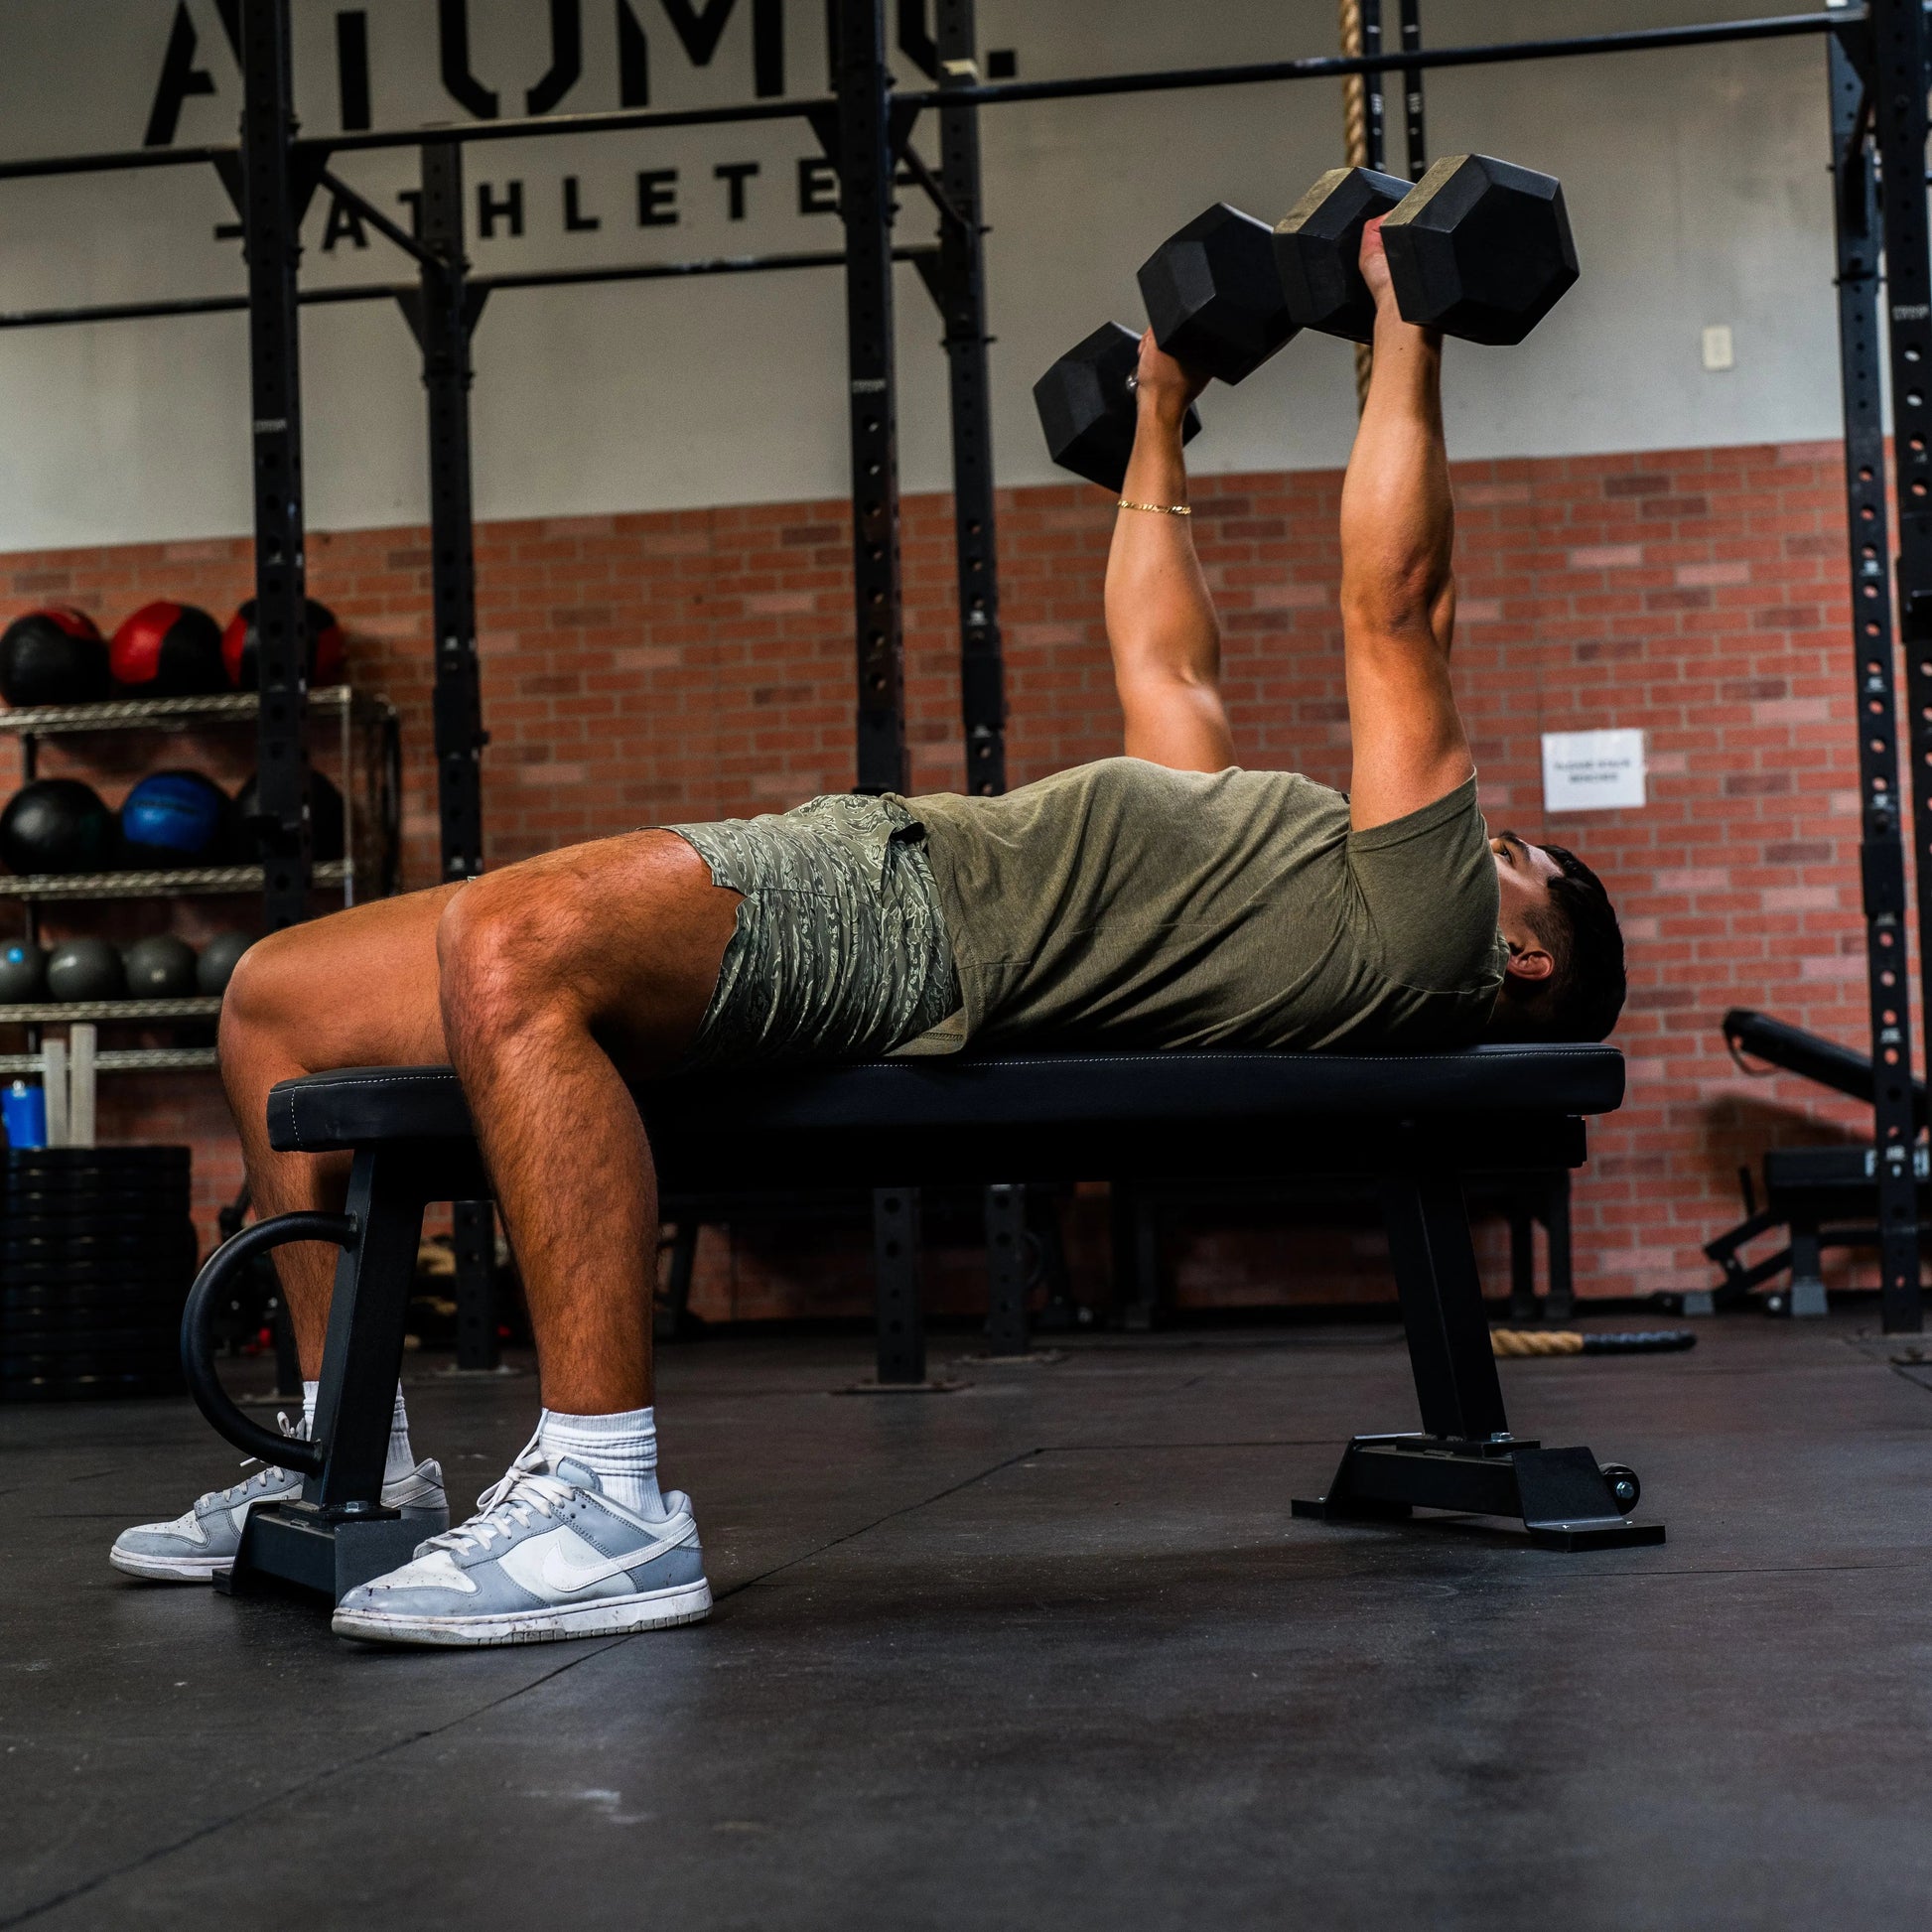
[1117,498,1191,516]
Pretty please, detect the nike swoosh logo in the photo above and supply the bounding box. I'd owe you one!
[539,1527,692,1594]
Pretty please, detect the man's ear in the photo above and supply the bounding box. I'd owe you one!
[1504,940,1556,985]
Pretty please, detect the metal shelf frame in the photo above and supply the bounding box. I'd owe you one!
[0,685,374,737]
[0,998,220,1025]
[0,1047,218,1077]
[0,862,353,902]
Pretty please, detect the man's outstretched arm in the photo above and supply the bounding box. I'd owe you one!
[1103,334,1235,772]
[1338,220,1473,831]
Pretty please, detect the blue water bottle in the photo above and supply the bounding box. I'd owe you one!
[3,1078,48,1149]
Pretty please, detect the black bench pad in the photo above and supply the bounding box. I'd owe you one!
[270,1044,1623,1156]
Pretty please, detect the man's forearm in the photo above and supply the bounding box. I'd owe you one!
[1338,312,1455,650]
[1102,333,1234,771]
[1105,398,1220,691]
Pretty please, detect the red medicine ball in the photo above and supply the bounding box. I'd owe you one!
[221,597,346,692]
[109,601,226,697]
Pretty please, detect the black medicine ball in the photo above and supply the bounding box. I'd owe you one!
[0,779,117,877]
[0,608,110,709]
[123,934,200,1000]
[46,937,125,1002]
[0,939,47,1003]
[233,769,345,864]
[109,601,226,697]
[196,929,254,996]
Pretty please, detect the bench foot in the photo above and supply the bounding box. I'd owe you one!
[1292,1434,1665,1549]
[214,1500,432,1605]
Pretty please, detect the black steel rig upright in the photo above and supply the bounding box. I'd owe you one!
[1399,0,1426,180]
[238,0,314,931]
[1865,0,1932,1330]
[934,0,1006,798]
[399,139,497,1371]
[1829,21,1920,1329]
[1361,0,1387,172]
[408,145,488,889]
[833,0,909,796]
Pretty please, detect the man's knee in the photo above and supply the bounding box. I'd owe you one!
[437,870,598,1041]
[217,925,311,1054]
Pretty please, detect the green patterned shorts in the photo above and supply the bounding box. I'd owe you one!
[668,793,963,1068]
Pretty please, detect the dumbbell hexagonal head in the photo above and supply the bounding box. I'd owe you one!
[1273,166,1411,345]
[1379,153,1579,346]
[1138,203,1298,386]
[1034,320,1203,493]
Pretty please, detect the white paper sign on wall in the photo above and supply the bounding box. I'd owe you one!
[1541,728,1647,812]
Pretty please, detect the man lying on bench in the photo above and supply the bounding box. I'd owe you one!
[112,221,1626,1647]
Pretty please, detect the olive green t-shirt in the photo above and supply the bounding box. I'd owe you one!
[906,758,1506,1052]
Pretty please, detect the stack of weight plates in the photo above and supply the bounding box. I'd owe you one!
[1,1146,197,1402]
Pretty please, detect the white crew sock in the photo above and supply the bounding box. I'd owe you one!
[299,1380,418,1483]
[538,1405,665,1518]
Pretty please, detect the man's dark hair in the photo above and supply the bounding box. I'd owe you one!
[1490,843,1625,1043]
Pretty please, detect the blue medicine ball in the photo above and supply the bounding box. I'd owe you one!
[119,770,229,868]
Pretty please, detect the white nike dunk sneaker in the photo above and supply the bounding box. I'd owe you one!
[110,1414,449,1583]
[332,1433,712,1648]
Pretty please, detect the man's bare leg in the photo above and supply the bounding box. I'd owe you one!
[433,831,740,1414]
[218,884,460,1375]
[119,833,739,1601]
[112,885,467,1581]
[302,831,740,1644]
[218,832,739,1407]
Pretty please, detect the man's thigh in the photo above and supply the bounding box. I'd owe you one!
[441,828,742,1075]
[223,880,461,1074]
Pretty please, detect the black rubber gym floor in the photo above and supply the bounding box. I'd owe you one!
[4,1314,1930,1930]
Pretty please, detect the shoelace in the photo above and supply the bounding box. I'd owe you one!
[217,1411,308,1504]
[419,1430,578,1560]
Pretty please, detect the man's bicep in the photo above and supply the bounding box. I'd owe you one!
[1343,623,1473,831]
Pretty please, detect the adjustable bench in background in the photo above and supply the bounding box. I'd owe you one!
[1699,1009,1931,1315]
[181,1042,1659,1606]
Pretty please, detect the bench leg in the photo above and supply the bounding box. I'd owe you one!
[269,1291,302,1401]
[221,1143,438,1604]
[1787,1222,1829,1318]
[1544,1173,1576,1323]
[654,1219,702,1342]
[1111,1184,1161,1332]
[1033,1188,1085,1334]
[453,1198,499,1371]
[1292,1170,1664,1550]
[873,1186,925,1383]
[1508,1190,1538,1323]
[984,1183,1030,1356]
[1383,1173,1509,1443]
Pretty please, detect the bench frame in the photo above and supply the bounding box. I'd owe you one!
[181,1060,1663,1605]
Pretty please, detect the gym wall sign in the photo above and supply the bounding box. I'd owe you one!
[143,0,1021,253]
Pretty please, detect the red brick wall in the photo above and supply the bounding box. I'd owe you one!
[0,438,1881,1316]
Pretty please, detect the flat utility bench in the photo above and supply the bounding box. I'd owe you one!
[182,1042,1660,1605]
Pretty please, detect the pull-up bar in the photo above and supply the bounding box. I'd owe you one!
[0,247,939,334]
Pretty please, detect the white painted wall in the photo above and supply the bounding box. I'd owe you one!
[0,0,1844,548]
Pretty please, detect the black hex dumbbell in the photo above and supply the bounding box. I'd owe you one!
[1034,322,1204,495]
[1035,203,1297,492]
[1381,154,1579,345]
[1274,166,1412,345]
[1137,203,1299,384]
[1275,154,1578,348]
